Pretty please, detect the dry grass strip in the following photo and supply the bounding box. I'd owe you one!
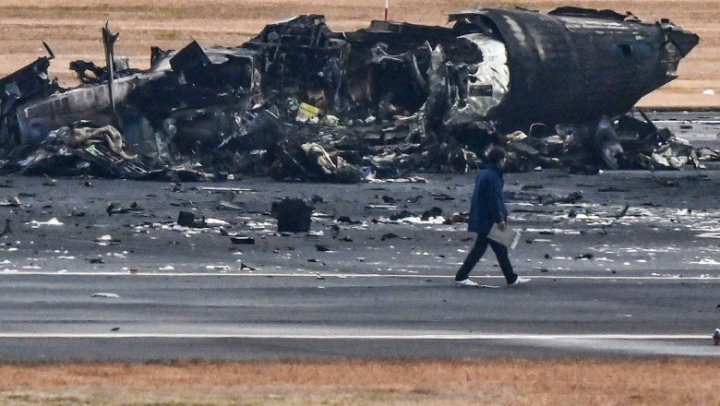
[0,359,717,405]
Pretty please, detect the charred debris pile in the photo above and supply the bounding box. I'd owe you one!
[0,7,707,182]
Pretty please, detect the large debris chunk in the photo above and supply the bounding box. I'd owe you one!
[272,198,314,233]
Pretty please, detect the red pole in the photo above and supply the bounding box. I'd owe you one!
[384,0,389,21]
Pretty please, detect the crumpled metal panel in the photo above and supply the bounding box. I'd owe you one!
[16,73,149,145]
[445,34,509,126]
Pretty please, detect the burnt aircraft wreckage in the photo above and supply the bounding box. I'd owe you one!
[0,7,704,182]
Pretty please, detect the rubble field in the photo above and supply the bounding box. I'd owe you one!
[0,114,719,279]
[0,4,714,183]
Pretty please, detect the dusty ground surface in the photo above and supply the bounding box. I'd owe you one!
[1,2,719,403]
[0,0,718,108]
[0,360,718,405]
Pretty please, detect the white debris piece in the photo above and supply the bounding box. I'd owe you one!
[691,258,720,265]
[204,218,230,227]
[206,265,232,271]
[28,218,64,228]
[92,292,120,298]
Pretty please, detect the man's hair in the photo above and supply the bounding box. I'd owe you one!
[486,146,507,165]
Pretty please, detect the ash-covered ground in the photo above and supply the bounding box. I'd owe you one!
[3,112,718,279]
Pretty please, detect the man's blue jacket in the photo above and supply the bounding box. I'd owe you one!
[467,165,508,235]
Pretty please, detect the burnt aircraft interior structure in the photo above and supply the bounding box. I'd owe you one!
[0,7,703,181]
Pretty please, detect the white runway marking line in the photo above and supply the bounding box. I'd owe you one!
[653,120,720,124]
[0,272,718,281]
[0,333,709,340]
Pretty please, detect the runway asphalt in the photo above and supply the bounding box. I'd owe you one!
[0,273,717,360]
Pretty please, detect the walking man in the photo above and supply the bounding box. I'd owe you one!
[455,146,530,287]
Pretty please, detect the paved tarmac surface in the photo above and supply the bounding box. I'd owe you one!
[0,112,719,361]
[0,274,717,360]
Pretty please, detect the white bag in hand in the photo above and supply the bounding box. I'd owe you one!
[488,223,522,249]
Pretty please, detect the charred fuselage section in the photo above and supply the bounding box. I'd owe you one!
[246,7,698,130]
[451,7,699,128]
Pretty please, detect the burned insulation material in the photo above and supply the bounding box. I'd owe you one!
[0,7,705,182]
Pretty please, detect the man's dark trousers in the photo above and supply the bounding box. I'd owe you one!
[455,234,518,284]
